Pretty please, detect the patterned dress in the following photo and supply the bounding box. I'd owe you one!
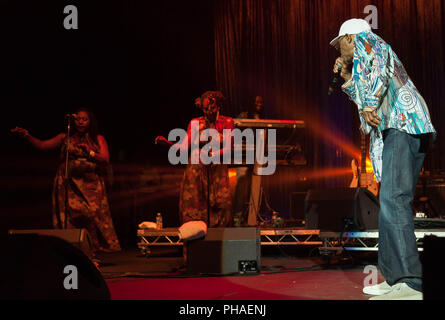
[179,116,234,227]
[52,133,121,252]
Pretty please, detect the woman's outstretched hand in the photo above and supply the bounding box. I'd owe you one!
[155,136,172,147]
[11,127,30,139]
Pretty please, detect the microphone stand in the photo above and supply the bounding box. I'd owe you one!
[63,116,72,229]
[202,103,219,228]
[205,117,211,228]
[204,112,216,228]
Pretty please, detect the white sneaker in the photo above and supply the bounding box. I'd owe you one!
[369,283,423,300]
[363,281,392,295]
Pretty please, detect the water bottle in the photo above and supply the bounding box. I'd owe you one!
[156,212,163,229]
[234,215,240,227]
[272,212,278,227]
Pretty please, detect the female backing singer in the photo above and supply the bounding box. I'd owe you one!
[11,108,121,254]
[156,91,234,228]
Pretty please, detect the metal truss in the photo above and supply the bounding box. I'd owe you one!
[137,227,445,257]
[137,227,323,251]
[259,228,322,245]
[318,229,445,255]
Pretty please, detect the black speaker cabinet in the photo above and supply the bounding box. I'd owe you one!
[186,228,261,275]
[422,235,445,300]
[8,228,92,258]
[304,188,380,231]
[0,232,110,300]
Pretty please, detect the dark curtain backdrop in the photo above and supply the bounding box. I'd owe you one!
[213,0,445,219]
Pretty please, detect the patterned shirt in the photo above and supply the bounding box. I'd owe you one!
[341,31,435,182]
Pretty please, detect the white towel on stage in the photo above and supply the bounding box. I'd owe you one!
[138,221,157,229]
[178,221,207,241]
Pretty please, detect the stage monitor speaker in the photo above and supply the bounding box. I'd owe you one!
[186,228,261,275]
[422,235,445,300]
[0,232,110,300]
[304,188,380,231]
[8,228,92,258]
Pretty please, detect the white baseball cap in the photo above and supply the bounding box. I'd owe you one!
[330,18,371,47]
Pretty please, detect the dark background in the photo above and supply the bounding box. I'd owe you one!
[1,0,444,248]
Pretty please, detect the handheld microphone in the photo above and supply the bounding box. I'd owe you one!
[328,62,343,96]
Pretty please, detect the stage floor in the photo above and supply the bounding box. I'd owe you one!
[97,246,383,300]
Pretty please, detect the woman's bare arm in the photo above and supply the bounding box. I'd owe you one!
[11,127,65,151]
[155,120,196,152]
[93,135,110,163]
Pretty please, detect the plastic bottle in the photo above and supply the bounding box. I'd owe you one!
[156,212,163,229]
[272,212,278,227]
[234,215,240,227]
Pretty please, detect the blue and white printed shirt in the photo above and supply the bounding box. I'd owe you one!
[341,31,435,182]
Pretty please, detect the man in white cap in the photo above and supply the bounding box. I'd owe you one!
[330,18,436,300]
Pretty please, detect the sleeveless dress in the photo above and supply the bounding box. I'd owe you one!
[52,133,121,252]
[179,116,234,227]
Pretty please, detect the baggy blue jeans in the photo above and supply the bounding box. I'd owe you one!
[378,129,428,292]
